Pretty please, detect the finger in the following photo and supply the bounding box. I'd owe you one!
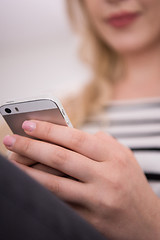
[22,120,111,161]
[32,163,67,177]
[9,152,66,176]
[8,152,36,166]
[3,135,97,182]
[14,161,87,204]
[8,152,66,176]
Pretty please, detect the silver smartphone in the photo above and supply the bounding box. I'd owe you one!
[0,97,72,138]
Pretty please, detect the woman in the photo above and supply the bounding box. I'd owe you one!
[3,0,160,239]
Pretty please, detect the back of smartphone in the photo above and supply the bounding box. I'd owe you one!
[0,98,72,138]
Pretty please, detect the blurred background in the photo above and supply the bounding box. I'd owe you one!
[0,0,90,104]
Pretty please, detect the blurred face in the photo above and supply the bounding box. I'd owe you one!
[83,0,160,54]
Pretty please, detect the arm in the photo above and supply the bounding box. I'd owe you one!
[3,120,160,240]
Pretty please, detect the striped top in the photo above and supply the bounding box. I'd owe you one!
[81,97,160,197]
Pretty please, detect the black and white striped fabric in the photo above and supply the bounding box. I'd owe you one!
[81,97,160,197]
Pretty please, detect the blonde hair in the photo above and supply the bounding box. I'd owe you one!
[64,0,121,127]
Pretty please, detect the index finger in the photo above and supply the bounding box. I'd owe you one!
[22,120,112,161]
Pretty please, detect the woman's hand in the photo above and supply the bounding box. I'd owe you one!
[3,120,160,240]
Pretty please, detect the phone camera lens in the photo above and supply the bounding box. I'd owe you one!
[5,108,12,114]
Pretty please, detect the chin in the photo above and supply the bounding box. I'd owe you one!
[111,43,145,55]
[101,29,160,55]
[104,36,154,55]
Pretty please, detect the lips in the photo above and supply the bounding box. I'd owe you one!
[107,12,140,28]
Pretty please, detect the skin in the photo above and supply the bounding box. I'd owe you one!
[3,0,160,239]
[84,0,160,100]
[3,120,160,239]
[84,0,160,54]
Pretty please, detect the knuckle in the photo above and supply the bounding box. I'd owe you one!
[48,179,61,195]
[110,175,122,191]
[70,130,86,149]
[52,147,68,168]
[22,138,32,154]
[45,123,54,140]
[98,181,124,213]
[115,149,129,168]
[102,171,121,192]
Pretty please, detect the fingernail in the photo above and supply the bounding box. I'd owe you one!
[3,135,16,147]
[22,121,36,132]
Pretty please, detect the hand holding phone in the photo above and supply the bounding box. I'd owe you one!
[0,97,72,171]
